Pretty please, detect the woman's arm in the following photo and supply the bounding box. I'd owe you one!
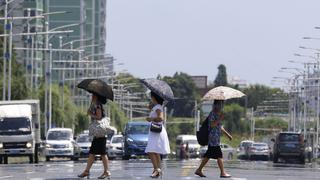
[221,126,233,141]
[147,109,163,122]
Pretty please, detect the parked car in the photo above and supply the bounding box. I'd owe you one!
[75,133,91,158]
[44,128,80,161]
[247,142,270,161]
[123,121,149,160]
[272,132,306,164]
[107,135,123,160]
[176,135,201,159]
[199,143,235,160]
[237,140,254,160]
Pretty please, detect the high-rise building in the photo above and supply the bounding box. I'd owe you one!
[10,0,44,88]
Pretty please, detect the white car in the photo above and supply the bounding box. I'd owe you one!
[44,128,79,161]
[176,135,201,158]
[107,135,123,160]
[76,133,91,158]
[237,140,254,160]
[199,143,235,160]
[247,142,270,161]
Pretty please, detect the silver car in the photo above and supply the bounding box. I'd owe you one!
[237,140,254,160]
[107,135,123,160]
[247,142,270,161]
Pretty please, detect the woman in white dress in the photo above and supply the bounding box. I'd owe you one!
[145,92,170,178]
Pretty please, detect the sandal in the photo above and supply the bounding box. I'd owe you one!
[98,171,111,179]
[78,170,90,179]
[220,174,232,178]
[195,169,206,177]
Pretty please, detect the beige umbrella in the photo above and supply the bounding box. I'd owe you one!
[202,86,246,101]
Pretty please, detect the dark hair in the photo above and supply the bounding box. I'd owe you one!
[213,100,224,110]
[151,91,164,105]
[94,93,107,104]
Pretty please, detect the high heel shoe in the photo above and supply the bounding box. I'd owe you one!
[150,168,161,178]
[98,171,111,179]
[78,171,90,179]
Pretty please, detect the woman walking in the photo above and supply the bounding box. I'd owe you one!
[195,100,232,178]
[78,94,111,179]
[145,92,170,178]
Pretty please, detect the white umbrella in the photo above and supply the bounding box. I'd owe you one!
[202,86,246,101]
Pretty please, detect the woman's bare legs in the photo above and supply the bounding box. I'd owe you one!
[101,155,109,173]
[195,157,209,177]
[84,154,95,172]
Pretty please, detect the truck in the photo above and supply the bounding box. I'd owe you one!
[0,100,41,164]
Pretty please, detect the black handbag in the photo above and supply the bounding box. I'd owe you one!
[150,122,162,133]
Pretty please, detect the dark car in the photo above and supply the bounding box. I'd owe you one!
[272,132,306,164]
[122,121,150,160]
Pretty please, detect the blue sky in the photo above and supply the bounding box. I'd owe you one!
[107,0,320,86]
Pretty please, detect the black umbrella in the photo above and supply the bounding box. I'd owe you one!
[77,79,114,101]
[140,78,174,102]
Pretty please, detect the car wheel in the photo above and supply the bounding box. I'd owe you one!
[273,154,278,163]
[29,155,34,164]
[300,156,305,164]
[3,156,8,164]
[72,156,79,161]
[0,156,3,164]
[46,156,50,162]
[122,155,130,160]
[228,153,233,160]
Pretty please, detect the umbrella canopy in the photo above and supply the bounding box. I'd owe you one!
[140,78,174,102]
[77,79,114,101]
[202,86,245,101]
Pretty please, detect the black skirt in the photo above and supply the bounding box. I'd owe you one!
[203,146,223,159]
[89,137,107,155]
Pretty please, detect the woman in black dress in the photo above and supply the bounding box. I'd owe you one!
[78,94,110,179]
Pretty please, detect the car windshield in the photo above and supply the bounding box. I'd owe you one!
[241,142,252,147]
[279,134,300,142]
[253,143,268,147]
[77,135,90,143]
[127,124,149,134]
[47,131,72,140]
[112,137,123,143]
[0,118,31,134]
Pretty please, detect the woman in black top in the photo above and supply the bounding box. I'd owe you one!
[78,94,110,179]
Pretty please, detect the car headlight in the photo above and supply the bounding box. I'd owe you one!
[46,144,51,148]
[26,142,32,148]
[0,143,3,149]
[127,138,134,145]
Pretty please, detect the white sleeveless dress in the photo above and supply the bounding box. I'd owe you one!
[145,104,171,154]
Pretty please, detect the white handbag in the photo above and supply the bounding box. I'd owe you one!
[89,117,111,137]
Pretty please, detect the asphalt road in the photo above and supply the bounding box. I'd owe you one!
[0,159,320,180]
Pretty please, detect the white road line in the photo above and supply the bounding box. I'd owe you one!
[0,176,13,179]
[231,178,247,180]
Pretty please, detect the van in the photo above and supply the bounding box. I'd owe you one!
[44,128,79,161]
[176,135,200,158]
[272,132,306,164]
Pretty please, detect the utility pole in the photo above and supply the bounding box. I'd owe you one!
[2,0,8,100]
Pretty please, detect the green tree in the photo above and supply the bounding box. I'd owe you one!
[162,72,200,117]
[242,84,282,110]
[38,84,76,128]
[116,73,145,93]
[214,64,228,87]
[223,104,248,134]
[74,112,89,135]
